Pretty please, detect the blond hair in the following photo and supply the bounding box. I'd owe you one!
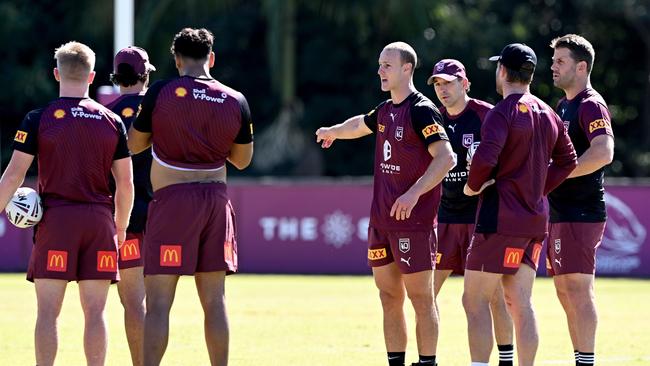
[383,42,418,74]
[54,41,95,81]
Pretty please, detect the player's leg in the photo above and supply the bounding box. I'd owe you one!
[463,269,502,363]
[555,273,597,353]
[501,265,538,366]
[489,283,514,366]
[144,274,180,366]
[117,266,146,366]
[195,271,228,366]
[34,279,67,366]
[373,263,408,358]
[78,279,111,366]
[433,269,451,297]
[403,269,438,358]
[553,274,579,349]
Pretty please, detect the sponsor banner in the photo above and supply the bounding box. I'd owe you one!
[1,182,649,276]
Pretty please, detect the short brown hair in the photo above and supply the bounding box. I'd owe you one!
[550,34,595,73]
[503,62,535,85]
[384,42,418,73]
[54,41,95,81]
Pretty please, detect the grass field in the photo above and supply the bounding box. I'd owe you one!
[0,274,649,365]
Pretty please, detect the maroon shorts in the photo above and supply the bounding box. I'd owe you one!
[27,204,119,282]
[436,223,474,274]
[118,232,144,270]
[367,226,436,274]
[143,182,237,276]
[465,232,545,274]
[546,222,606,276]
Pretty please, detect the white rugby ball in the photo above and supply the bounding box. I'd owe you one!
[466,142,481,163]
[5,187,43,228]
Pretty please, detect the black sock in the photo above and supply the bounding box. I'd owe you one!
[575,350,579,366]
[418,354,436,365]
[497,344,514,366]
[387,352,405,366]
[578,351,595,366]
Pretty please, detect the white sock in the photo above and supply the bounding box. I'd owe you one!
[471,363,489,366]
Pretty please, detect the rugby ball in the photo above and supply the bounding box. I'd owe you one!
[466,142,480,163]
[5,187,43,228]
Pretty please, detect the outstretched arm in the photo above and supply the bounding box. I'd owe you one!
[315,115,373,148]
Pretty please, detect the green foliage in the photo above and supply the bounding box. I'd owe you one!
[1,0,648,176]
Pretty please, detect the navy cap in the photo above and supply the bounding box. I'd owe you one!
[489,43,537,71]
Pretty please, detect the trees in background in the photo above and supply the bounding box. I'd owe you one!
[1,0,647,177]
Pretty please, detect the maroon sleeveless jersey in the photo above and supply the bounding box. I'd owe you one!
[363,91,448,231]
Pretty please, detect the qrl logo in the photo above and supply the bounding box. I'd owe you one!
[503,247,524,269]
[120,239,141,261]
[47,250,68,272]
[383,140,392,161]
[160,245,182,267]
[97,251,117,272]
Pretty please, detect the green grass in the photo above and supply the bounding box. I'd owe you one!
[0,274,649,365]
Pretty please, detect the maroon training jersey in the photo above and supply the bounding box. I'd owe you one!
[13,97,130,207]
[439,98,493,224]
[548,87,614,223]
[467,93,577,237]
[132,76,253,170]
[363,91,448,231]
[105,93,152,233]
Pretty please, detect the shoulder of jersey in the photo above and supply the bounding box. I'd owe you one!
[469,98,494,111]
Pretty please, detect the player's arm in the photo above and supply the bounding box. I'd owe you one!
[112,119,134,245]
[567,135,613,178]
[1,111,40,210]
[391,139,456,221]
[0,151,34,211]
[129,80,164,153]
[111,157,134,245]
[315,115,373,148]
[568,101,615,178]
[228,94,254,170]
[544,117,578,195]
[465,110,507,196]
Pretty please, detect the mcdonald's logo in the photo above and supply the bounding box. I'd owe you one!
[46,250,68,272]
[531,243,543,266]
[120,239,141,261]
[160,245,182,267]
[97,251,117,272]
[368,248,387,260]
[435,252,442,265]
[503,247,523,269]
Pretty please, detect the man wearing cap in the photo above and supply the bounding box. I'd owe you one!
[462,43,577,366]
[104,45,156,366]
[548,34,614,366]
[427,59,515,366]
[128,28,253,366]
[316,42,455,366]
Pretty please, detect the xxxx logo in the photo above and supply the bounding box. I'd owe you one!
[368,248,387,260]
[14,130,27,143]
[422,123,443,138]
[588,119,611,133]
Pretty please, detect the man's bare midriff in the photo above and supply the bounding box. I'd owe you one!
[150,159,227,192]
